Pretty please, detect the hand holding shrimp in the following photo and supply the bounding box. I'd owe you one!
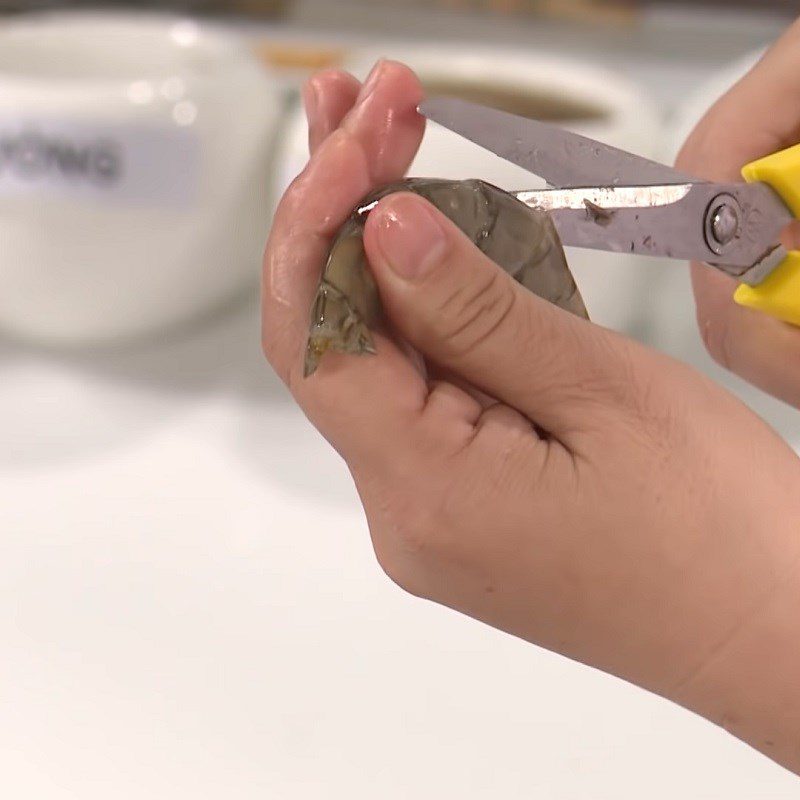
[262,61,800,774]
[304,177,586,376]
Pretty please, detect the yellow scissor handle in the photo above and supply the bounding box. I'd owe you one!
[734,143,800,326]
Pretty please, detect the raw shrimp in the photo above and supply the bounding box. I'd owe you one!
[304,178,588,377]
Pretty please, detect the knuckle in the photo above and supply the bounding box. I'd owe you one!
[435,269,517,360]
[371,506,441,598]
[274,168,312,227]
[393,502,439,559]
[361,474,457,599]
[279,176,306,221]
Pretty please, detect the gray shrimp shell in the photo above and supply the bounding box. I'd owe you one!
[304,178,588,377]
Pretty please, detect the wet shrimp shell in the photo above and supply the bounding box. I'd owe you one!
[304,178,588,377]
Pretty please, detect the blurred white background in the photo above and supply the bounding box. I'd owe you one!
[1,2,799,798]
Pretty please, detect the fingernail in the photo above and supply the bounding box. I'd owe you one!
[357,59,385,105]
[375,195,447,281]
[302,79,319,124]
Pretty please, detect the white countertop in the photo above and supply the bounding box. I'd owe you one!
[2,7,800,798]
[2,295,798,798]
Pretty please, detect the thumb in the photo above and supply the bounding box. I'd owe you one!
[363,192,639,438]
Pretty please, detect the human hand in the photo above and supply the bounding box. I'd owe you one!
[677,18,800,408]
[262,62,800,773]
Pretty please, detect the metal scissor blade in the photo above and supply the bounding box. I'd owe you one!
[419,96,702,189]
[516,182,794,279]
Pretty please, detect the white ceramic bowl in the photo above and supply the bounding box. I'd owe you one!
[272,45,662,335]
[0,12,284,344]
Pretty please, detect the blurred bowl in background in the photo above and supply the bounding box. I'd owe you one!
[271,44,662,336]
[0,11,283,345]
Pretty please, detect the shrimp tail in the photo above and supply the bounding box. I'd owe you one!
[304,280,377,378]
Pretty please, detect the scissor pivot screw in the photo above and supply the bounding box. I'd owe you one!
[712,205,739,245]
[705,195,741,255]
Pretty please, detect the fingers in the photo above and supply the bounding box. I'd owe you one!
[676,18,800,407]
[263,60,425,386]
[303,69,361,154]
[362,192,638,439]
[262,62,437,467]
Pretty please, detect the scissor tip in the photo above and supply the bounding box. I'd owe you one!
[417,96,454,118]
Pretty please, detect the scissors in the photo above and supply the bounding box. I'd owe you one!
[418,96,800,327]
